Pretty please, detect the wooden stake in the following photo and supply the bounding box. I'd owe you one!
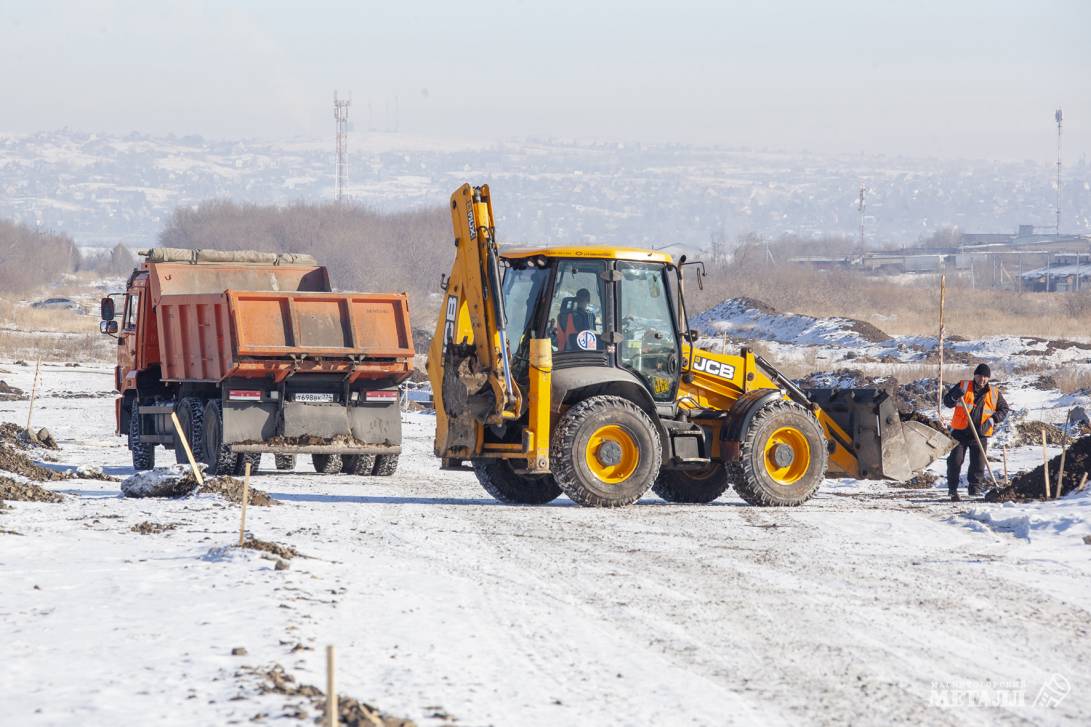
[1056,424,1070,499]
[1042,431,1051,499]
[937,274,946,421]
[25,353,42,434]
[326,644,338,727]
[170,411,204,487]
[239,461,251,546]
[1075,472,1089,494]
[1002,446,1009,486]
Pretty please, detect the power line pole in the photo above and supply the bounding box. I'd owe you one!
[334,91,351,203]
[1055,107,1063,235]
[857,185,867,247]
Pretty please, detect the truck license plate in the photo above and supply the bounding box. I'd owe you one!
[295,392,336,403]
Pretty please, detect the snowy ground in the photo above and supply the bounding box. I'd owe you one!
[2,362,1090,726]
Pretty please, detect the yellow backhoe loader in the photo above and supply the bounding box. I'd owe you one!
[427,183,953,507]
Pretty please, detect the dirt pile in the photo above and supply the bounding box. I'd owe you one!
[0,476,64,503]
[0,446,66,481]
[131,521,178,535]
[1015,420,1067,446]
[986,434,1091,502]
[0,422,59,451]
[121,466,278,505]
[198,475,278,506]
[0,380,25,401]
[239,536,298,559]
[244,664,416,727]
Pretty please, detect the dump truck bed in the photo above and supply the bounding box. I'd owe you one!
[155,289,413,382]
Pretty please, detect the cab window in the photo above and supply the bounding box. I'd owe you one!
[502,264,549,355]
[123,292,140,331]
[618,261,678,401]
[548,260,606,353]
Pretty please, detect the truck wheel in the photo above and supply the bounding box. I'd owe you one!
[550,395,661,507]
[372,454,399,477]
[202,399,242,476]
[732,400,827,506]
[311,453,343,474]
[473,459,561,504]
[342,454,376,475]
[173,397,205,465]
[128,404,155,471]
[652,463,731,504]
[236,453,261,476]
[274,454,296,471]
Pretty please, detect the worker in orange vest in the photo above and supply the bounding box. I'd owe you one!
[942,363,1009,501]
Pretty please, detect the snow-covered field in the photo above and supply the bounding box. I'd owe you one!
[2,361,1090,726]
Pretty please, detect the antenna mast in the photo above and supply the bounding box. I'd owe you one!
[1055,107,1063,234]
[334,91,351,202]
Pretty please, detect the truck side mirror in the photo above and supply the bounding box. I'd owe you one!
[685,329,700,343]
[100,320,119,335]
[100,297,116,321]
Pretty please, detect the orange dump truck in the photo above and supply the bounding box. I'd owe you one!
[99,248,414,476]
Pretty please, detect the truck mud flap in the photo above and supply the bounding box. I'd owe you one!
[223,401,401,448]
[805,388,955,481]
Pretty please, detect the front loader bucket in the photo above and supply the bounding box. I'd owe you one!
[805,388,956,481]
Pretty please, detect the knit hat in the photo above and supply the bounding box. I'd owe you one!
[973,363,991,377]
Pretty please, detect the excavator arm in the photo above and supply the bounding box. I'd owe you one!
[427,184,523,461]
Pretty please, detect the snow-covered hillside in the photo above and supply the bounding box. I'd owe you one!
[2,129,1089,249]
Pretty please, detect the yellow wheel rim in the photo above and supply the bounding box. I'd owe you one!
[762,426,811,485]
[585,425,640,484]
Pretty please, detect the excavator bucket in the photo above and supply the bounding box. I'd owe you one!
[805,388,956,481]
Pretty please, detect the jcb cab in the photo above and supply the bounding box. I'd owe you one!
[428,184,952,507]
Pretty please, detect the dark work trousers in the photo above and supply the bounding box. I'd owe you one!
[947,429,989,493]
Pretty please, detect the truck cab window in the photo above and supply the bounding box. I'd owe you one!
[123,292,140,331]
[548,260,606,353]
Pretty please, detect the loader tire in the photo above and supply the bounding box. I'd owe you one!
[473,459,562,504]
[652,463,731,504]
[372,454,399,477]
[201,399,243,477]
[173,397,204,465]
[274,454,296,471]
[128,403,155,471]
[550,395,661,507]
[342,454,376,476]
[732,400,827,506]
[311,453,343,474]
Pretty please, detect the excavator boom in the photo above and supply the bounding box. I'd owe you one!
[427,184,522,461]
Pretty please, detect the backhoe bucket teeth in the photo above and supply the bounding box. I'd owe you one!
[805,388,955,481]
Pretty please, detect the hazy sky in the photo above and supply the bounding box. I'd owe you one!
[1,0,1087,160]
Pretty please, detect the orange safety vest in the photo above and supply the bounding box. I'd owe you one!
[950,380,999,436]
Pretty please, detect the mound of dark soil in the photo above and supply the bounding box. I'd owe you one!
[0,380,25,401]
[243,663,416,727]
[131,521,178,535]
[1015,420,1067,446]
[0,447,66,481]
[239,536,298,559]
[199,475,278,506]
[840,317,890,344]
[986,434,1091,502]
[0,476,64,503]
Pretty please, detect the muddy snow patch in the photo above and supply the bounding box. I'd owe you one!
[120,465,279,505]
[0,475,64,503]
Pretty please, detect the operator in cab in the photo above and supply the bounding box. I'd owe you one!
[943,363,1009,501]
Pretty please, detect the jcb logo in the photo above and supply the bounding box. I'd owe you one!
[442,295,458,354]
[692,356,735,380]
